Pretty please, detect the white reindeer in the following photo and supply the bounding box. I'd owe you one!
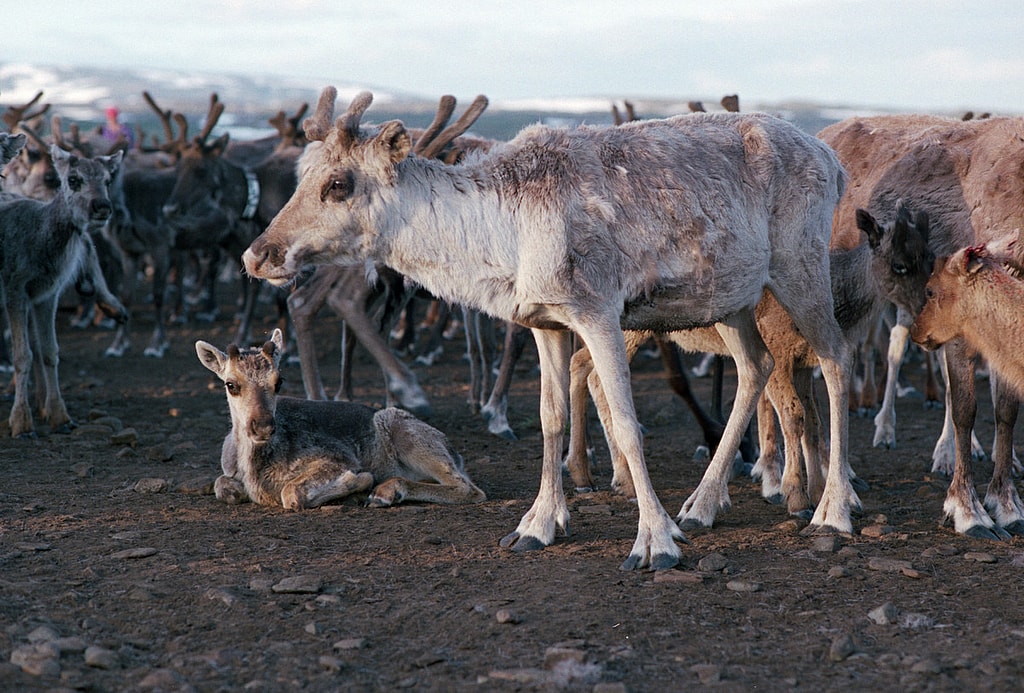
[0,144,126,437]
[196,328,486,509]
[242,88,854,571]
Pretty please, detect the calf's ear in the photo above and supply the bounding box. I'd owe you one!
[855,208,884,249]
[195,341,227,377]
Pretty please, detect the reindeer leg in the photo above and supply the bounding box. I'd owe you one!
[282,467,374,510]
[500,328,574,554]
[481,322,529,440]
[751,391,784,504]
[873,319,909,449]
[367,409,486,506]
[5,298,35,438]
[940,340,1005,539]
[678,310,772,531]
[983,373,1024,533]
[31,297,74,434]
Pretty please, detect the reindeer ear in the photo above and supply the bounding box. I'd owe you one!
[195,341,227,377]
[855,208,884,249]
[914,210,930,243]
[271,328,285,356]
[961,245,988,276]
[378,121,411,164]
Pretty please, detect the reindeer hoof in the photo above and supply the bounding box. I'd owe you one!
[790,508,815,521]
[1000,520,1024,536]
[499,532,546,552]
[799,523,843,537]
[51,421,77,434]
[850,476,871,492]
[963,525,1006,541]
[490,426,517,441]
[14,430,38,440]
[764,493,784,506]
[677,517,711,532]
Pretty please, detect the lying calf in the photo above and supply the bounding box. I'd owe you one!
[196,328,486,509]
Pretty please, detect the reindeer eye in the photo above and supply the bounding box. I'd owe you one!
[274,377,283,394]
[322,171,355,202]
[924,287,935,300]
[67,175,83,191]
[891,263,907,276]
[225,381,240,396]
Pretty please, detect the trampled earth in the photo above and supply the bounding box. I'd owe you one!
[3,297,1024,692]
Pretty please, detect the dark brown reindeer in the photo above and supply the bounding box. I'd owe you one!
[242,87,853,571]
[0,145,127,437]
[197,328,485,509]
[819,113,1024,539]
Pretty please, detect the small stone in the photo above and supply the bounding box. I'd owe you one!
[496,609,521,624]
[333,638,367,651]
[109,427,136,444]
[861,524,896,537]
[653,570,705,584]
[52,637,87,654]
[71,462,94,478]
[921,544,958,560]
[272,575,323,594]
[26,625,60,643]
[774,519,801,532]
[900,567,926,579]
[836,546,861,560]
[488,668,546,684]
[110,547,158,560]
[868,602,899,625]
[899,612,935,629]
[84,645,120,669]
[829,633,857,661]
[134,478,169,494]
[319,655,344,673]
[963,552,997,564]
[91,416,123,431]
[697,552,728,572]
[10,643,60,677]
[911,657,944,674]
[204,587,238,607]
[178,477,215,495]
[867,557,913,573]
[690,663,722,684]
[144,443,174,462]
[71,423,114,437]
[726,580,761,593]
[304,622,321,635]
[15,542,52,552]
[827,566,851,578]
[543,646,586,669]
[812,536,841,553]
[138,668,187,690]
[249,578,275,592]
[315,594,343,606]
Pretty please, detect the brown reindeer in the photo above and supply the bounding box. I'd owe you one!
[196,328,485,509]
[819,113,1024,539]
[242,88,853,571]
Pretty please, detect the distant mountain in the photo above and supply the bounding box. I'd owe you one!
[1,61,887,142]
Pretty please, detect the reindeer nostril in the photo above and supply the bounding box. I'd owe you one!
[91,200,112,219]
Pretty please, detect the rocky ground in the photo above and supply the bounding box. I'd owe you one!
[3,295,1024,692]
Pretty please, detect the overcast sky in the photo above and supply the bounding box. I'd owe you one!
[4,0,1023,114]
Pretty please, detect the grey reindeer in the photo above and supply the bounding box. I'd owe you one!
[196,328,486,510]
[0,144,127,438]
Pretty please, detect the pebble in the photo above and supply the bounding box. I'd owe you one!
[653,570,705,584]
[899,612,935,629]
[690,663,722,684]
[110,547,159,560]
[698,552,728,572]
[27,625,60,643]
[543,646,586,669]
[828,566,851,578]
[496,609,521,624]
[726,580,761,593]
[963,551,997,564]
[867,557,913,573]
[134,478,170,494]
[110,427,138,444]
[204,587,238,607]
[868,602,899,625]
[812,536,841,553]
[911,657,944,674]
[10,643,61,677]
[829,633,857,662]
[138,668,188,690]
[272,575,323,594]
[577,504,613,515]
[319,655,344,672]
[333,638,367,650]
[71,462,94,478]
[84,645,120,669]
[861,524,896,537]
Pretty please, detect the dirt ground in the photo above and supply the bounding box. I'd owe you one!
[3,289,1024,693]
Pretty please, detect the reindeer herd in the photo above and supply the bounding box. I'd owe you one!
[3,84,1024,571]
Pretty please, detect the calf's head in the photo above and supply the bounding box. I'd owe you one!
[51,145,122,231]
[196,329,286,444]
[910,245,988,350]
[243,88,411,286]
[856,200,935,317]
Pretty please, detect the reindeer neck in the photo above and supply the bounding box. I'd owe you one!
[372,158,523,318]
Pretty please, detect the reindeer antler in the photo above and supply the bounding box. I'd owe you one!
[143,91,176,143]
[336,91,374,147]
[721,94,740,113]
[195,93,225,145]
[417,95,488,160]
[2,91,50,131]
[413,95,457,155]
[304,86,338,142]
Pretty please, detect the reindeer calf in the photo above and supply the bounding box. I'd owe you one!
[196,328,486,509]
[912,245,1024,394]
[0,144,127,437]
